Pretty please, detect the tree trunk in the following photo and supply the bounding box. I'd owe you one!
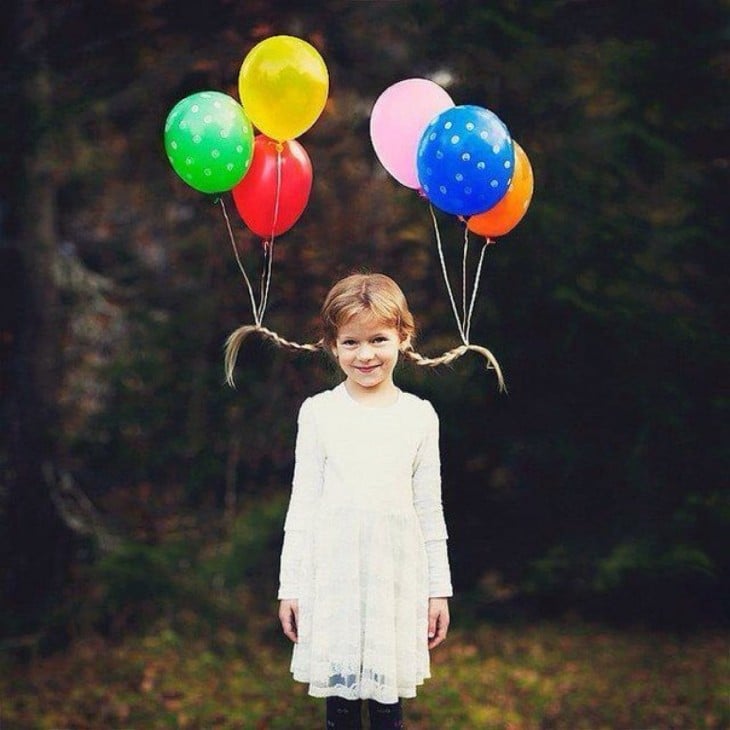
[0,1,73,636]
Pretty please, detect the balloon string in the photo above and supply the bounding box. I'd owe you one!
[219,197,260,326]
[462,223,469,331]
[465,241,488,342]
[258,145,283,323]
[257,244,268,322]
[428,203,467,344]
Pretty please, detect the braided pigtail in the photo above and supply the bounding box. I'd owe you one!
[402,343,506,393]
[224,324,323,387]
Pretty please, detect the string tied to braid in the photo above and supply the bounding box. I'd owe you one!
[218,144,284,328]
[402,342,505,392]
[426,202,506,391]
[221,144,303,387]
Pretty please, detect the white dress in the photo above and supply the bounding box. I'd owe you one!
[278,383,453,704]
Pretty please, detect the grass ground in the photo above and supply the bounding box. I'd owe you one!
[2,604,727,730]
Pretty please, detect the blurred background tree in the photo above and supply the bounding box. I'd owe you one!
[0,0,727,644]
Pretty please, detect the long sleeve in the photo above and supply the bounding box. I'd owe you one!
[412,403,453,597]
[278,398,325,599]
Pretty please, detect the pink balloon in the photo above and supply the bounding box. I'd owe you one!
[370,78,454,189]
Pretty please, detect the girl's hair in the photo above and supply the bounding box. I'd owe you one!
[224,273,505,391]
[319,273,415,350]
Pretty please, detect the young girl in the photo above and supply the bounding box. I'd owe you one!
[224,273,496,729]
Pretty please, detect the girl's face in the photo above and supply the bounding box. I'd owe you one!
[332,312,407,399]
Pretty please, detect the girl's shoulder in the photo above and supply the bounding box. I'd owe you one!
[297,385,343,415]
[399,389,432,407]
[397,390,439,423]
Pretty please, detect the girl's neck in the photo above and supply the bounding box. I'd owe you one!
[343,379,400,407]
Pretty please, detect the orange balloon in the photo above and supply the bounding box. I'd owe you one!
[467,142,534,238]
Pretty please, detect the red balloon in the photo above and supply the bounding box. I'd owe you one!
[232,135,313,238]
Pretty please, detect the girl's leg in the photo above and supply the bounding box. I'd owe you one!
[326,697,363,730]
[367,699,404,729]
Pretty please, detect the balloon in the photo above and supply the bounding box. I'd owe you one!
[467,142,534,238]
[164,91,254,194]
[232,135,313,238]
[239,35,329,142]
[416,105,514,216]
[369,78,454,189]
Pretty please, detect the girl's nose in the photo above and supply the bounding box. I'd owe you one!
[358,343,375,360]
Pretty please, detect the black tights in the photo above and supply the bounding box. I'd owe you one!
[326,696,403,729]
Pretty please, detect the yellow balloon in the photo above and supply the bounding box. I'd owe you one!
[239,35,329,142]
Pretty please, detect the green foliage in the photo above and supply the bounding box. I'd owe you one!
[523,532,722,628]
[81,491,288,636]
[525,538,717,598]
[91,540,191,632]
[218,494,288,590]
[594,540,716,592]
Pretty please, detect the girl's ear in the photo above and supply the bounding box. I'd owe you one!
[400,335,412,351]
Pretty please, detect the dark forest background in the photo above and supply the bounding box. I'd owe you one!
[1,0,728,693]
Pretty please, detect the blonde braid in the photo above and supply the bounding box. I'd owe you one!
[224,324,322,387]
[402,344,507,392]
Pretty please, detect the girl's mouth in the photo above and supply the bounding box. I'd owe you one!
[355,365,379,373]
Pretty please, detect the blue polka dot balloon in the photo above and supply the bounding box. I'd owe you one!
[417,105,514,216]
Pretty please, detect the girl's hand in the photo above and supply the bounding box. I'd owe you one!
[279,599,299,643]
[428,597,450,649]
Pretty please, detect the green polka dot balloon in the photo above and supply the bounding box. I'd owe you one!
[164,91,254,194]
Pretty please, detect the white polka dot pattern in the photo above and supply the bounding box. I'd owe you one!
[416,105,514,216]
